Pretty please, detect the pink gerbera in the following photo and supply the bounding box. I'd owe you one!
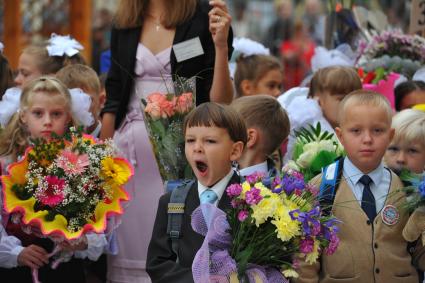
[57,150,90,175]
[38,176,66,207]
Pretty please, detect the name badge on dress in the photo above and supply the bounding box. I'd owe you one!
[172,37,204,63]
[381,205,399,226]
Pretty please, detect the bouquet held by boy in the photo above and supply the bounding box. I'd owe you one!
[191,170,340,283]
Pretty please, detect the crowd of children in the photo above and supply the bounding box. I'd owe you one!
[1,6,425,283]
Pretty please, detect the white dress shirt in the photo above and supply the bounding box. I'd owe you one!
[239,161,268,178]
[197,169,234,206]
[343,158,391,214]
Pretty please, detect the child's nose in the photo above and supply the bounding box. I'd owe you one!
[43,115,52,125]
[362,132,373,143]
[396,151,407,164]
[14,74,23,87]
[193,141,203,152]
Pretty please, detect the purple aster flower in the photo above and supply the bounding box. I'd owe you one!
[324,233,340,255]
[226,184,242,197]
[238,210,249,222]
[245,172,265,184]
[245,187,262,205]
[300,238,314,254]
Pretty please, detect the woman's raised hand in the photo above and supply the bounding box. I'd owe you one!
[208,0,231,49]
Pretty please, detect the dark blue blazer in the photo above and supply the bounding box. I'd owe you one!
[146,173,239,283]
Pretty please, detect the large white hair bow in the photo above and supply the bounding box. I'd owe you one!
[232,37,270,57]
[0,88,94,128]
[69,88,94,127]
[0,87,22,127]
[311,44,356,72]
[46,33,84,57]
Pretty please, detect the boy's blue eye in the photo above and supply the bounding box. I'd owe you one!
[32,110,42,117]
[387,146,399,152]
[206,139,216,144]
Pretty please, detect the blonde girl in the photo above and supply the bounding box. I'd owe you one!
[0,77,104,283]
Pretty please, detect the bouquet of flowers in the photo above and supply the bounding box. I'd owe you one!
[1,127,133,238]
[191,171,340,282]
[356,30,425,79]
[288,123,344,182]
[357,67,399,109]
[399,170,425,213]
[142,76,195,182]
[1,128,133,281]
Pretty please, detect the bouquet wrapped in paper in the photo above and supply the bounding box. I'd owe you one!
[142,76,195,182]
[191,171,340,282]
[356,30,425,79]
[1,128,133,281]
[289,123,344,182]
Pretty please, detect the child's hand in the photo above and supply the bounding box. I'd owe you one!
[208,0,231,49]
[59,236,88,252]
[402,208,425,242]
[17,245,49,269]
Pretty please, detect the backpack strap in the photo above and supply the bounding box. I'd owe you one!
[166,179,195,263]
[319,158,344,216]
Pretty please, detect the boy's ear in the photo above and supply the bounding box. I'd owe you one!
[389,127,395,141]
[246,128,259,148]
[240,80,253,96]
[335,127,343,143]
[230,141,244,162]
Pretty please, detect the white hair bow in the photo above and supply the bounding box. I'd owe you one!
[232,37,270,57]
[69,88,94,127]
[0,42,4,53]
[0,87,22,127]
[46,33,83,57]
[311,44,356,72]
[0,87,94,128]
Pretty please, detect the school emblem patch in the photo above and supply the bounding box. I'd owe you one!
[381,205,399,226]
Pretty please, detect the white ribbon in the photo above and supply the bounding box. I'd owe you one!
[46,33,83,57]
[0,87,22,127]
[232,37,270,57]
[0,87,94,128]
[69,88,94,127]
[311,44,356,72]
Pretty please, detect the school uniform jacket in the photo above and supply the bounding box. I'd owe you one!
[294,171,425,283]
[146,173,239,283]
[102,1,234,129]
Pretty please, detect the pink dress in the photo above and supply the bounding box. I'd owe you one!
[107,43,173,283]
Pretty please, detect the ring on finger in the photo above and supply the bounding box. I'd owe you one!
[216,15,221,22]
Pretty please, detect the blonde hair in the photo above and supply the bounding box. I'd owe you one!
[231,95,289,155]
[308,66,362,98]
[234,54,282,97]
[0,77,73,161]
[338,90,393,126]
[56,64,101,95]
[391,109,425,147]
[114,0,197,29]
[22,44,86,75]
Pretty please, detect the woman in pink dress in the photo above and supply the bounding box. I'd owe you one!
[100,0,234,282]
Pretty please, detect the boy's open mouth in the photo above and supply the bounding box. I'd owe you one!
[196,161,208,174]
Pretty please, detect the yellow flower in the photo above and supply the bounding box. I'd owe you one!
[282,269,299,278]
[305,239,320,264]
[101,157,133,187]
[241,181,251,198]
[272,206,300,241]
[251,193,280,226]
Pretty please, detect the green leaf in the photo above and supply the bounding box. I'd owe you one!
[310,151,338,173]
[149,120,166,138]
